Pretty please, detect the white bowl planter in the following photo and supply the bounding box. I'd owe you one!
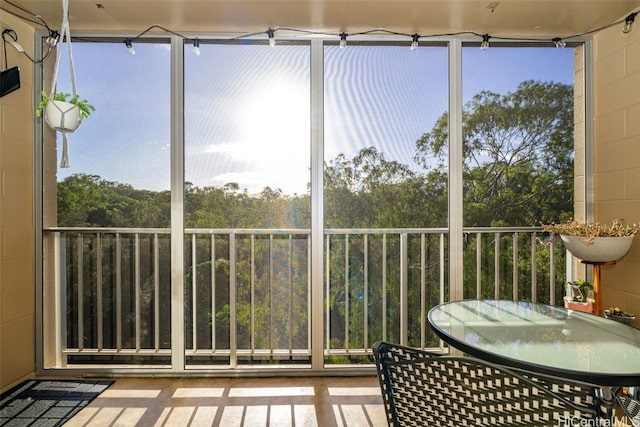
[44,100,82,132]
[560,235,634,263]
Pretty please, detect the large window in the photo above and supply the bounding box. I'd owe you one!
[459,45,576,302]
[323,43,449,355]
[39,37,580,371]
[183,42,311,366]
[42,40,172,366]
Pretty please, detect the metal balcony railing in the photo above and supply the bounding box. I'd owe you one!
[42,226,564,370]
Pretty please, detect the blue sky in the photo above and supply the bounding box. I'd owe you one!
[54,41,573,194]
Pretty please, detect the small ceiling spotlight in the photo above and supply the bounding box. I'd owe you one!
[410,34,419,51]
[124,38,135,55]
[480,34,490,50]
[339,32,347,49]
[267,28,276,46]
[623,11,638,33]
[46,30,60,46]
[192,38,200,55]
[552,37,566,48]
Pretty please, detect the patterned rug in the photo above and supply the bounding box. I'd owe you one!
[0,379,113,426]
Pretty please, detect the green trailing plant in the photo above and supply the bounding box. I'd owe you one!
[541,219,640,242]
[35,91,96,119]
[566,280,593,302]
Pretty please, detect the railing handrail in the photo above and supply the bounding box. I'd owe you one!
[43,226,545,234]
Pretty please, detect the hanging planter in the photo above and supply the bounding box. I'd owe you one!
[36,92,94,132]
[44,101,81,132]
[541,219,640,262]
[34,0,95,168]
[560,235,634,263]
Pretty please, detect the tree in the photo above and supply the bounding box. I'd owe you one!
[415,80,574,226]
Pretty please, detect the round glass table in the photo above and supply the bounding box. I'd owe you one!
[428,299,640,386]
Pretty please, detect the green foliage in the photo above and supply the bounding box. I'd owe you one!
[57,174,170,227]
[36,91,96,119]
[415,80,574,227]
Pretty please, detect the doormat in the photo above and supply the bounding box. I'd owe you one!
[0,379,113,426]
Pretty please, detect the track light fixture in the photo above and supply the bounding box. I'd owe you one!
[552,37,566,48]
[623,11,638,33]
[480,34,490,50]
[267,28,276,46]
[339,32,347,49]
[410,33,419,51]
[124,38,135,55]
[192,38,200,55]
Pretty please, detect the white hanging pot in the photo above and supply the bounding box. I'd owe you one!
[44,100,82,132]
[560,235,634,262]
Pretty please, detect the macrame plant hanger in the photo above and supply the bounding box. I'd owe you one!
[49,0,78,168]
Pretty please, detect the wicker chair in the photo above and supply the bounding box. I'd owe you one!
[372,341,616,427]
[619,395,640,427]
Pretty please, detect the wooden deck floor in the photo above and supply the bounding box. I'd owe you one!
[65,376,386,426]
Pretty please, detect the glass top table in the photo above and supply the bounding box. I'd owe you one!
[428,299,640,386]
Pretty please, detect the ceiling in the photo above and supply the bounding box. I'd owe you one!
[4,0,640,40]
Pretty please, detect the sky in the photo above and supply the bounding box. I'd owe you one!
[54,41,574,194]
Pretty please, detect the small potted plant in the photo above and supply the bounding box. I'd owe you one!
[603,307,636,325]
[35,91,95,132]
[563,280,594,313]
[541,219,640,262]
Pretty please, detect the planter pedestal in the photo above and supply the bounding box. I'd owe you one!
[581,260,615,316]
[560,235,634,317]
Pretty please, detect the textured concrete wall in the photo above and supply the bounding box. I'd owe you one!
[0,12,35,391]
[592,23,640,325]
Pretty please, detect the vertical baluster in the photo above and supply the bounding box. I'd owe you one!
[56,232,67,366]
[135,233,141,352]
[211,234,216,353]
[382,234,387,341]
[229,232,237,367]
[550,233,556,305]
[363,234,369,351]
[154,233,160,352]
[77,233,84,352]
[494,232,501,299]
[476,233,482,298]
[400,233,408,346]
[269,234,274,354]
[251,234,255,354]
[288,234,293,354]
[97,233,103,351]
[513,232,519,300]
[531,232,538,303]
[420,233,426,348]
[344,234,349,351]
[307,234,312,355]
[440,233,445,305]
[116,232,122,351]
[325,235,331,352]
[192,234,197,352]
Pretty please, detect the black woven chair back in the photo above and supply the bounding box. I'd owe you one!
[618,396,640,427]
[372,341,614,427]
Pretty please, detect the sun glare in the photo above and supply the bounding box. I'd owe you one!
[226,80,310,194]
